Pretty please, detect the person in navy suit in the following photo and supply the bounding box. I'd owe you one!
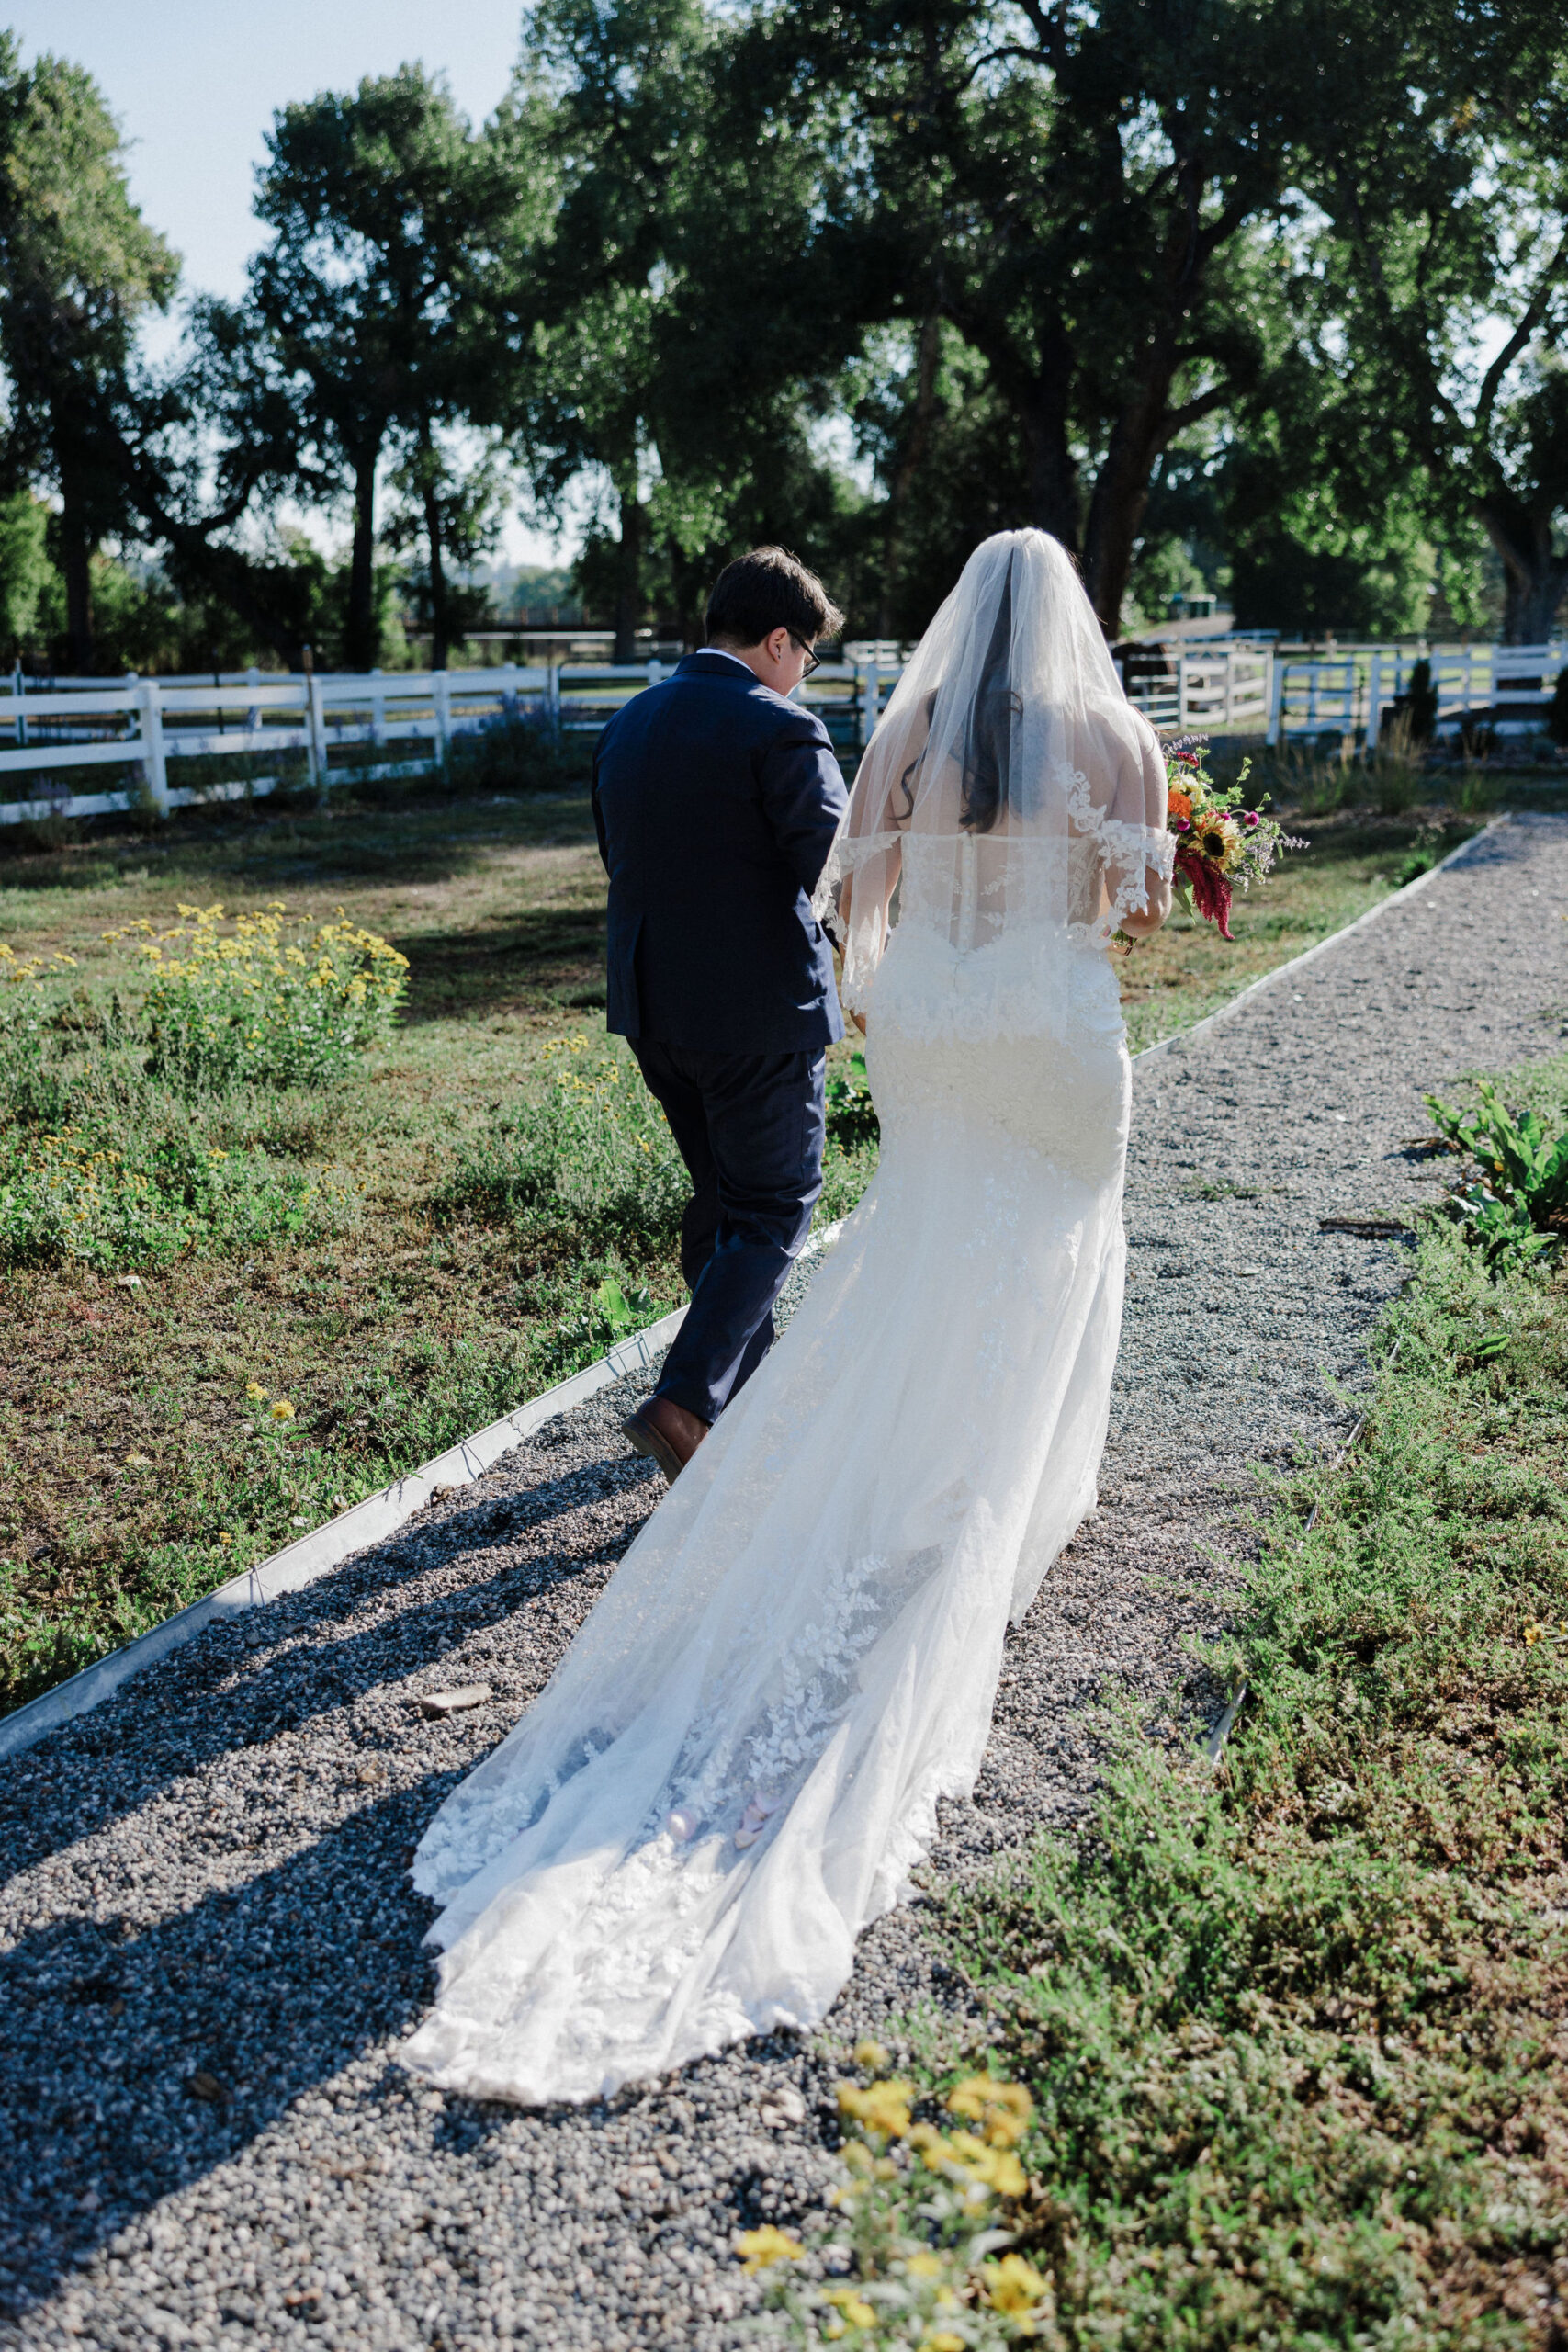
[592,547,849,1481]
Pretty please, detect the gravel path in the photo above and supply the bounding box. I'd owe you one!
[4,813,1565,2352]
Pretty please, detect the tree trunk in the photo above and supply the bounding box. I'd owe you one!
[1480,498,1568,643]
[59,467,94,673]
[344,451,380,672]
[1019,370,1081,555]
[423,477,450,672]
[877,313,942,639]
[1081,354,1179,637]
[613,490,645,664]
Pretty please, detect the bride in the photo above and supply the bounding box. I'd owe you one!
[402,530,1173,2104]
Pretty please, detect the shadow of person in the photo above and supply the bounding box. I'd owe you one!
[2,1453,659,1893]
[0,1781,446,2319]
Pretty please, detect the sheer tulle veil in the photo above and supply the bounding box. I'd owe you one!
[820,528,1171,1008]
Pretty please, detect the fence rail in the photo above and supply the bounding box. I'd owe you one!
[4,638,1564,826]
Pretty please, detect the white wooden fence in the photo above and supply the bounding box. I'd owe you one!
[1264,642,1567,746]
[4,638,1563,824]
[0,658,880,826]
[1114,643,1275,734]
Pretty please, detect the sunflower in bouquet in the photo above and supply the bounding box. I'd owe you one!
[1162,735,1301,938]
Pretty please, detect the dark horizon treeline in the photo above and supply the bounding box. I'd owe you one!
[1,0,1565,676]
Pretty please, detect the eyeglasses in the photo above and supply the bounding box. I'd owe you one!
[791,638,821,679]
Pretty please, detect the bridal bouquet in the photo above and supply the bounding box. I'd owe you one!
[1164,735,1299,938]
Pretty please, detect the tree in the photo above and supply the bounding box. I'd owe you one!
[1298,3,1568,641]
[0,489,50,658]
[246,66,514,669]
[492,0,707,660]
[725,0,1356,632]
[0,37,177,668]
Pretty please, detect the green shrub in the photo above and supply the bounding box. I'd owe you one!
[439,1036,688,1263]
[445,704,576,794]
[0,1095,335,1271]
[1425,1078,1568,1270]
[0,902,399,1269]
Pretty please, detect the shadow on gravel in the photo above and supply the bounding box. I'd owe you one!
[0,1448,664,2318]
[1,1460,654,1888]
[0,1784,443,2319]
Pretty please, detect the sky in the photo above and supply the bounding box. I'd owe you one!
[9,2,572,563]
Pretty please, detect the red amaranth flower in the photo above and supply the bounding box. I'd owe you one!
[1176,842,1234,938]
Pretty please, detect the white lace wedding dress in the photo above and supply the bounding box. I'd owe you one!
[402,532,1172,2105]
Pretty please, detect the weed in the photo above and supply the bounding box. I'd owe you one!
[1425,1077,1568,1272]
[827,1048,881,1148]
[437,1036,689,1267]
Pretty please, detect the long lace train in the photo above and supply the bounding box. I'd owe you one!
[401,921,1132,2106]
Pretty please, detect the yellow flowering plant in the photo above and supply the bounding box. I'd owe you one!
[744,2052,1052,2346]
[101,901,409,1089]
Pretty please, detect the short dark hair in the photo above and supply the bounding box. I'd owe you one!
[705,547,845,649]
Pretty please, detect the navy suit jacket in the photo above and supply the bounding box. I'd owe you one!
[592,651,849,1054]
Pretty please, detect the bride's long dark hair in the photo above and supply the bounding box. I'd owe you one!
[891,550,1023,833]
[958,552,1022,834]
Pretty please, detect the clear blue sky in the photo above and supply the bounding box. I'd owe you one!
[6,2,526,305]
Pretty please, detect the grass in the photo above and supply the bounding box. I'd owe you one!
[753,1057,1568,2350]
[0,759,1554,1718]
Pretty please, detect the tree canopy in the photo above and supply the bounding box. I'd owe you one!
[1,3,1565,669]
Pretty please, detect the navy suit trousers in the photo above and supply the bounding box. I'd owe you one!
[632,1042,826,1425]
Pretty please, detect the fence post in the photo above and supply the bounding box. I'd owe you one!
[547,661,561,724]
[306,672,327,793]
[1266,655,1286,746]
[370,667,385,749]
[245,666,261,738]
[137,677,170,816]
[859,661,880,750]
[1365,651,1383,752]
[433,671,452,770]
[12,662,25,750]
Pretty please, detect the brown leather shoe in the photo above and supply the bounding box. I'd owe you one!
[621,1395,710,1483]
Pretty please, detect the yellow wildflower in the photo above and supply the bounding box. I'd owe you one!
[946,2074,1034,2148]
[906,2251,944,2278]
[735,2225,805,2273]
[938,2132,1028,2197]
[270,1398,297,1421]
[837,2079,913,2137]
[919,2335,965,2352]
[853,2038,890,2073]
[823,2285,877,2328]
[985,2251,1049,2328]
[245,1381,269,1401]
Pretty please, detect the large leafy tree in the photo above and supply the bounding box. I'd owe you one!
[495,0,868,653]
[243,65,516,669]
[1302,5,1568,642]
[728,0,1341,632]
[0,36,177,668]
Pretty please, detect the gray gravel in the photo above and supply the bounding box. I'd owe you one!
[4,812,1565,2351]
